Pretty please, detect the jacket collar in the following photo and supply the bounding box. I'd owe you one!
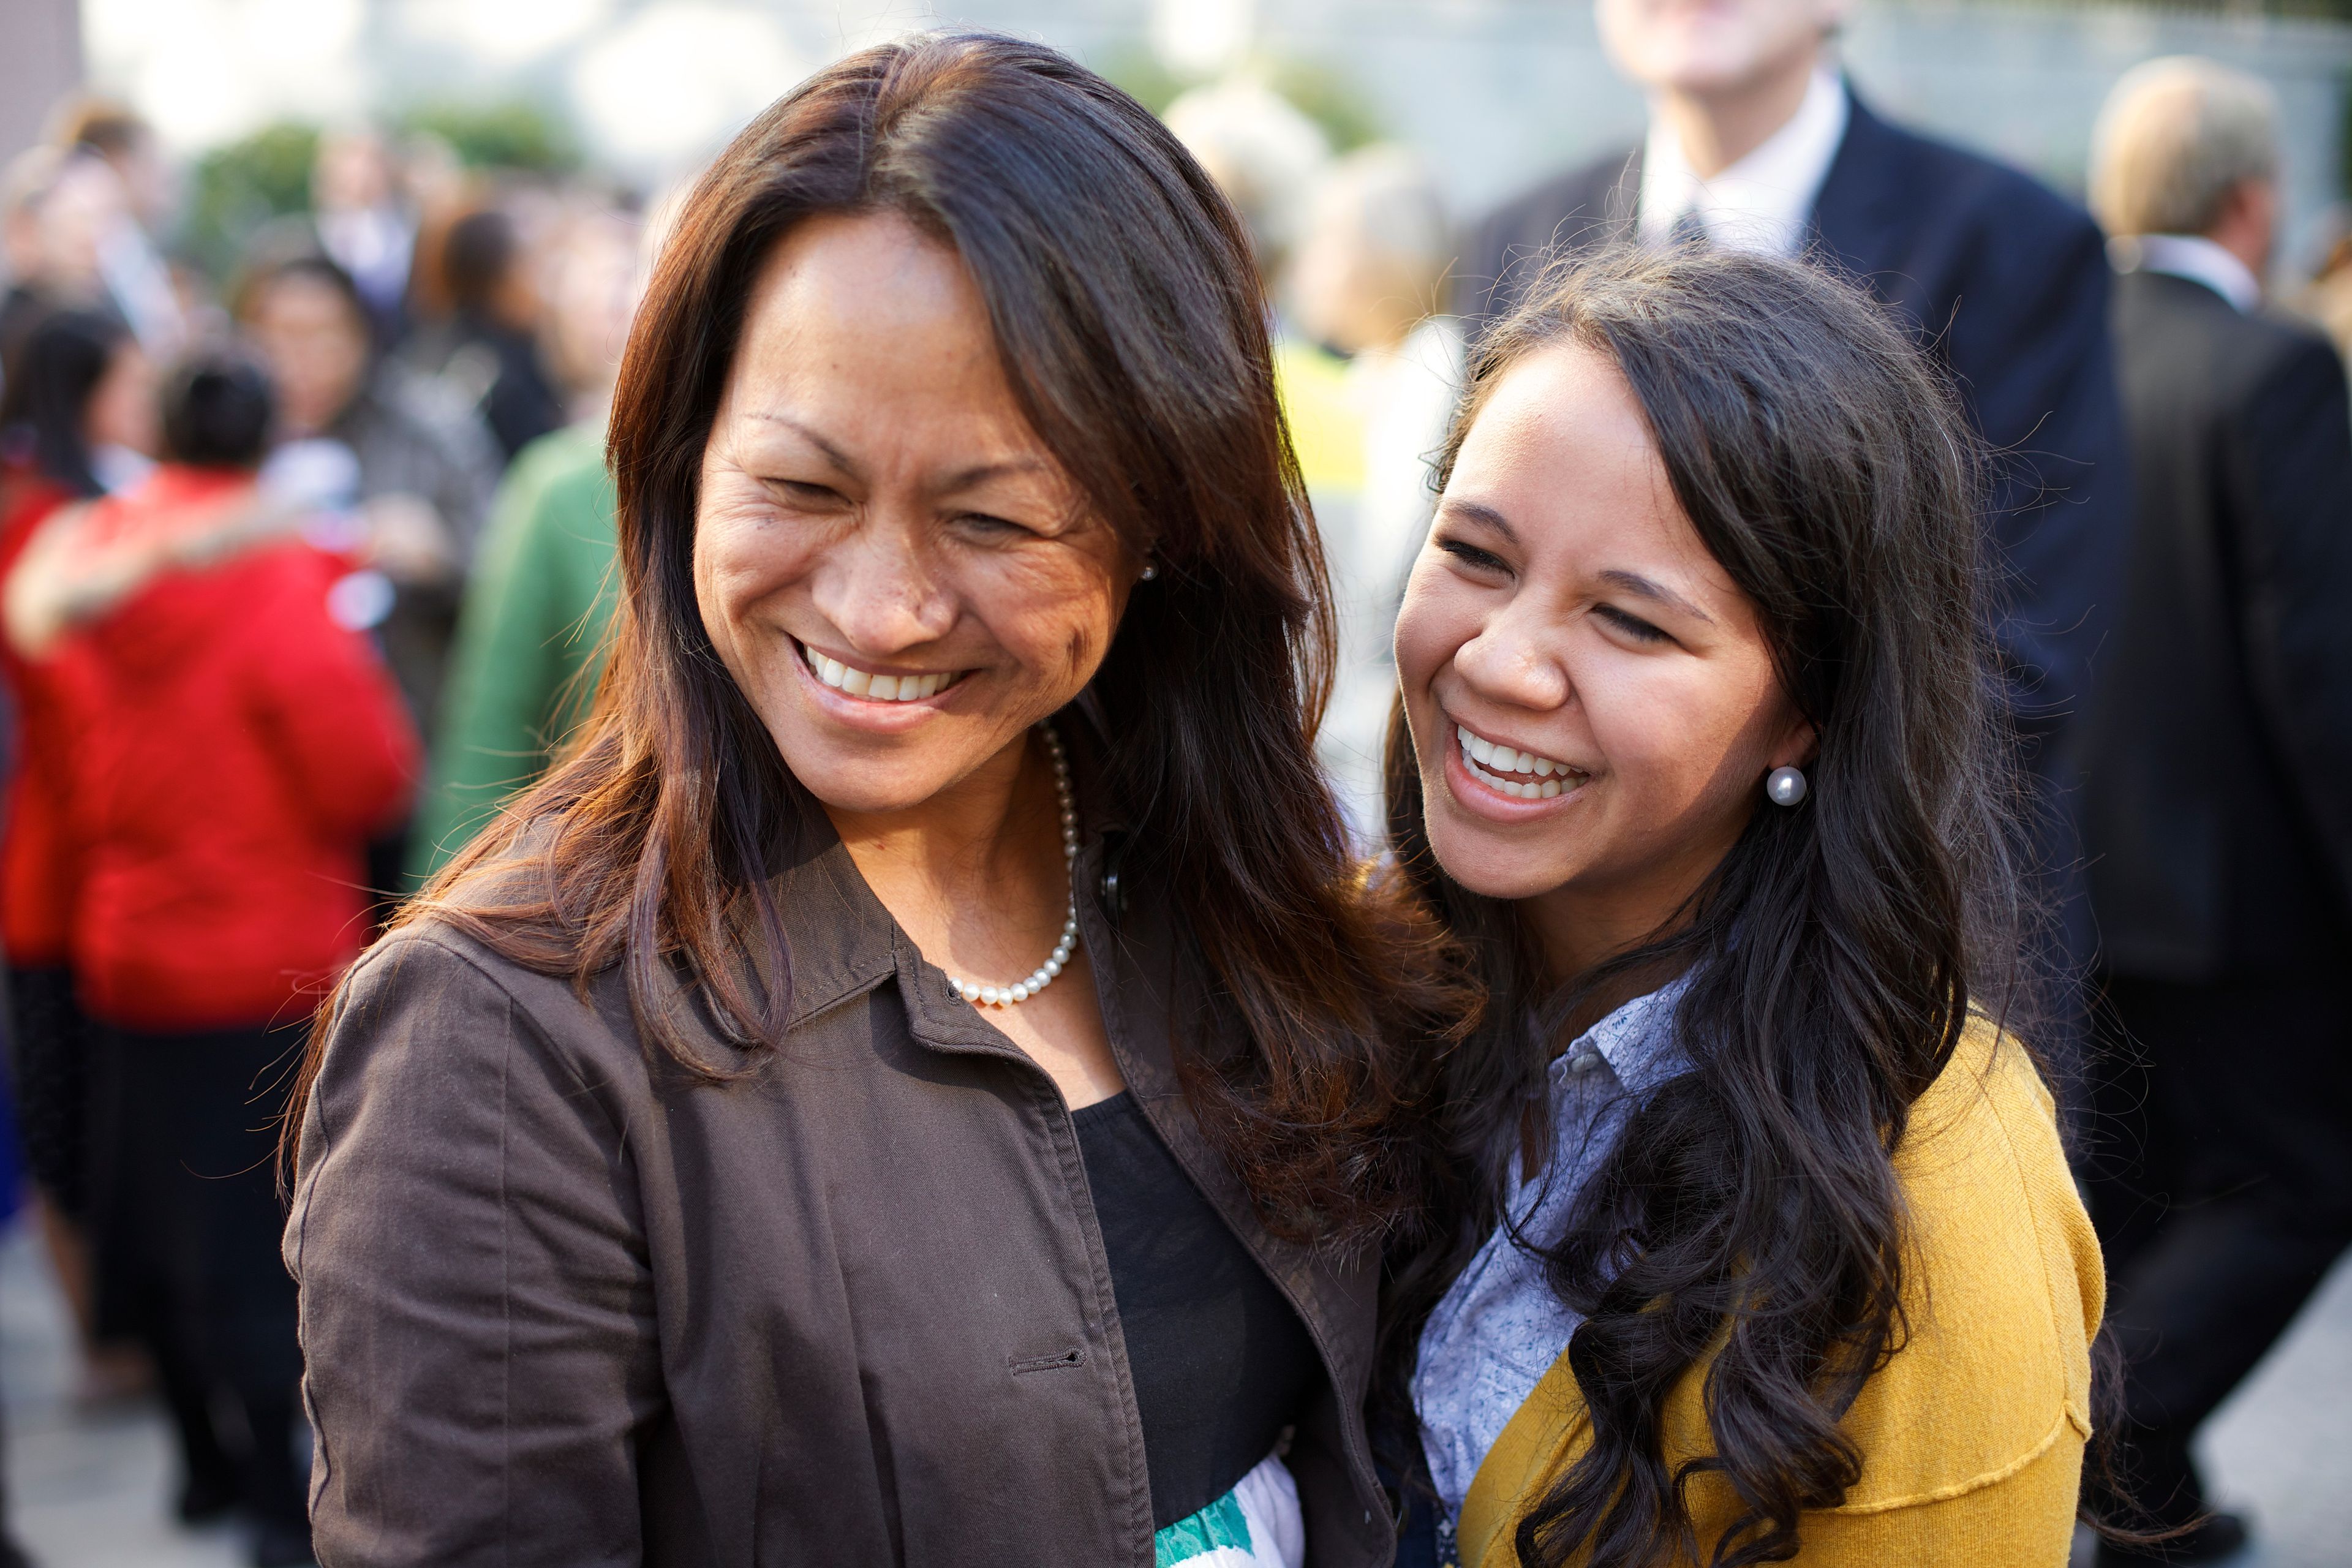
[1575,974,1688,1097]
[1804,85,1904,278]
[1601,78,1884,260]
[1637,67,1849,255]
[771,703,1134,1054]
[767,708,1377,1404]
[2118,233,2261,314]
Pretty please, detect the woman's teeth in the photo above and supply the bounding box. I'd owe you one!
[802,643,963,701]
[1458,724,1584,801]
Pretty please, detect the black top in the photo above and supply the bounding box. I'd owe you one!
[451,310,567,461]
[1072,1091,1319,1528]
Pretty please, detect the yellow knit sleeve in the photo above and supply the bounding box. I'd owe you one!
[1791,1422,2082,1566]
[1460,1020,2103,1567]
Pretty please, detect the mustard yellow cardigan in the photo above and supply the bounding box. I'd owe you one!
[1458,1019,2103,1567]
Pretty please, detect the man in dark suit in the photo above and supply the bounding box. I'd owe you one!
[1460,1,2130,1069]
[2079,59,2352,1565]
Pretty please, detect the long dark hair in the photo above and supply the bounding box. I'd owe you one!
[0,308,130,497]
[1381,247,2037,1566]
[287,31,1462,1239]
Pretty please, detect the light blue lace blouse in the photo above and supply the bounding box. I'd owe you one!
[1411,980,1689,1527]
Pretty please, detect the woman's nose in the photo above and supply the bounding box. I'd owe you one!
[811,524,958,654]
[1451,612,1572,712]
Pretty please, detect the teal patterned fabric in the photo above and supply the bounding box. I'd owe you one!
[1153,1486,1253,1566]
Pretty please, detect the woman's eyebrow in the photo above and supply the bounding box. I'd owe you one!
[746,410,1044,496]
[940,455,1050,494]
[1599,568,1716,625]
[749,410,856,474]
[1439,499,1518,541]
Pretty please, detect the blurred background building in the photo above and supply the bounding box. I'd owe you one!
[3,1,2352,1565]
[6,2,2351,262]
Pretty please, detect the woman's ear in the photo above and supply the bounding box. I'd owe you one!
[1770,714,1819,771]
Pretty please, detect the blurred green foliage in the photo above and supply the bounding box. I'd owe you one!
[1266,61,1382,153]
[179,121,318,282]
[1098,48,1384,153]
[1099,47,1185,118]
[172,99,578,284]
[396,99,579,175]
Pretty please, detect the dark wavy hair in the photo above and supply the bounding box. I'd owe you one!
[1379,247,2044,1566]
[285,31,1463,1240]
[0,307,129,497]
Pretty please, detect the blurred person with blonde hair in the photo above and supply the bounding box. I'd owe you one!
[2093,57,2280,304]
[1161,80,1363,499]
[1163,78,1331,284]
[1284,145,1461,840]
[47,96,172,235]
[0,145,183,380]
[1,148,72,382]
[2079,56,2352,1567]
[1162,82,1403,827]
[32,119,182,363]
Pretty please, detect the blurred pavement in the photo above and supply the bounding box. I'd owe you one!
[4,1217,2348,1567]
[4,1223,246,1568]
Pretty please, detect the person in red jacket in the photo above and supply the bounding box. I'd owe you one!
[24,350,416,1568]
[0,305,156,1404]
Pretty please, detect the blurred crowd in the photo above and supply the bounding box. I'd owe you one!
[0,11,2348,1568]
[0,99,647,1568]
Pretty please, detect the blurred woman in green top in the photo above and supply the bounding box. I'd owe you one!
[409,204,643,878]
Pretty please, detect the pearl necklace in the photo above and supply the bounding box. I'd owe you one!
[946,722,1080,1009]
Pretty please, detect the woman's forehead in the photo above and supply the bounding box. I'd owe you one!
[716,215,1076,489]
[741,213,982,350]
[1459,350,1677,549]
[1450,343,1748,611]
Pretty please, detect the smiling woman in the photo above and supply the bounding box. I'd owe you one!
[1380,248,2106,1568]
[279,31,1460,1568]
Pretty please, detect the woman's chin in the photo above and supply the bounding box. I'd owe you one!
[1424,819,1565,902]
[771,712,1036,822]
[1420,768,1594,902]
[1430,845,1568,903]
[788,760,966,820]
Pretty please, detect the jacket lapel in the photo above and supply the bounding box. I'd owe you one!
[1804,86,1906,283]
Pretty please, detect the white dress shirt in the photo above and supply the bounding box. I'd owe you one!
[1637,67,1850,255]
[2119,233,2262,314]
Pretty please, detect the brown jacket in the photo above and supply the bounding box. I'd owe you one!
[285,789,1393,1566]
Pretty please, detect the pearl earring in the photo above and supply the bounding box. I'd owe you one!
[1139,563,1158,581]
[1766,766,1808,807]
